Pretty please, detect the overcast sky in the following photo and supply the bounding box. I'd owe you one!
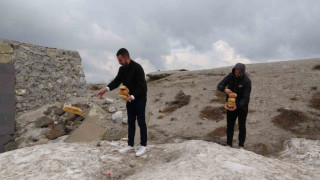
[1,0,320,83]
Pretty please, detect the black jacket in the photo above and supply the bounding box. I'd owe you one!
[217,63,251,110]
[108,60,147,100]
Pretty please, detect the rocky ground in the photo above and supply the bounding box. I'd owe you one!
[87,58,320,156]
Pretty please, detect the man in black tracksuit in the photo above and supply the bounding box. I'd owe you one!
[217,63,251,148]
[98,48,148,156]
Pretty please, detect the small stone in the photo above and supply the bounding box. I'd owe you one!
[46,124,66,140]
[104,98,114,104]
[108,106,117,113]
[96,141,101,147]
[15,89,27,95]
[170,117,177,121]
[35,116,54,128]
[122,118,128,125]
[112,111,123,122]
[54,108,65,116]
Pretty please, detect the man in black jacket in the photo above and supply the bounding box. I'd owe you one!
[98,48,148,156]
[217,63,251,148]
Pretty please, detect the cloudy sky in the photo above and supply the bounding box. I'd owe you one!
[1,0,320,83]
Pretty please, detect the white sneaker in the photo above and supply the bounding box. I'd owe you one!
[135,146,147,157]
[119,146,134,153]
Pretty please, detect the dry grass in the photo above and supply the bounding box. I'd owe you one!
[207,124,238,137]
[252,143,271,156]
[199,106,226,121]
[312,64,320,70]
[309,92,320,110]
[162,91,191,113]
[210,90,226,104]
[272,108,309,133]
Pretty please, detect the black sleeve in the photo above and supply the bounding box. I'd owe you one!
[132,65,146,99]
[107,67,122,91]
[217,74,232,92]
[239,79,251,109]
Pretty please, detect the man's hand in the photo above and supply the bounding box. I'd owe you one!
[229,105,237,111]
[124,95,132,102]
[224,88,232,95]
[97,87,108,99]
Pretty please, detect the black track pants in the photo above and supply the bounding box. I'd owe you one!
[126,98,147,147]
[226,108,248,147]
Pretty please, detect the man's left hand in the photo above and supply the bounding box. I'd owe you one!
[125,95,132,102]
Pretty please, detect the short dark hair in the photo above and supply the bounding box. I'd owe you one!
[116,48,130,58]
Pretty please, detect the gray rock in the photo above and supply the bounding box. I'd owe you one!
[108,106,117,113]
[104,98,114,104]
[122,118,128,124]
[35,116,54,128]
[46,124,66,140]
[171,117,177,121]
[54,108,65,116]
[112,111,123,122]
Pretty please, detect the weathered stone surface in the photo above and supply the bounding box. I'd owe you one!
[47,48,59,58]
[0,38,87,115]
[0,45,13,54]
[46,124,66,140]
[35,116,54,128]
[0,54,13,64]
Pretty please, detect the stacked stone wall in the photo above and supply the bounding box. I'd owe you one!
[0,38,87,116]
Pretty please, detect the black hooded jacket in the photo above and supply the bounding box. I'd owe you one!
[108,60,147,100]
[217,63,251,110]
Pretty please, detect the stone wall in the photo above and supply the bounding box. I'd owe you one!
[0,38,87,116]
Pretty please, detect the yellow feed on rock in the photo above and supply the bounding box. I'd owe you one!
[63,105,83,116]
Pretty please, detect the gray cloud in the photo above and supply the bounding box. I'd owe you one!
[1,0,320,83]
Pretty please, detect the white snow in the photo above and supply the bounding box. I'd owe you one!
[0,139,319,180]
